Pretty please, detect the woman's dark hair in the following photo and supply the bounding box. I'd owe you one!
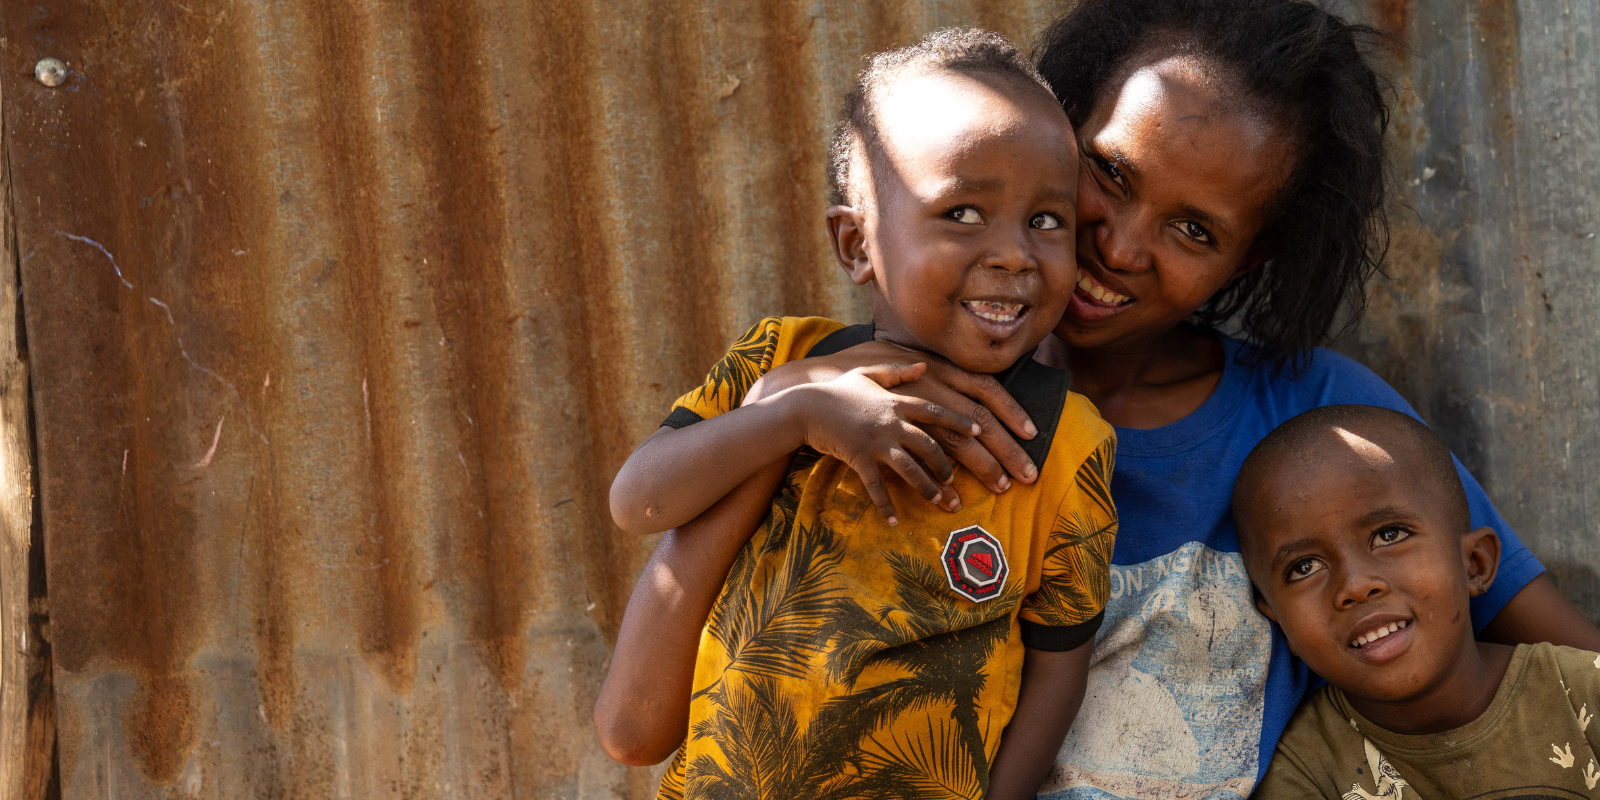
[1037,0,1391,370]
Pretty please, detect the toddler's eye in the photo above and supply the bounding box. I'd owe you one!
[1372,527,1412,548]
[1030,213,1064,230]
[947,207,983,225]
[1286,557,1324,582]
[1091,155,1126,190]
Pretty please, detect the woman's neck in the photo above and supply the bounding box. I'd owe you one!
[1045,324,1229,430]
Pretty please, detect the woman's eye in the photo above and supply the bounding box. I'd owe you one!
[947,207,983,225]
[1177,220,1213,244]
[1286,558,1324,582]
[1372,527,1412,548]
[1030,213,1063,230]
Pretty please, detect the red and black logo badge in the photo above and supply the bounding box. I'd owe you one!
[942,526,1009,603]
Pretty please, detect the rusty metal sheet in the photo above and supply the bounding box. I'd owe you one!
[1341,0,1600,621]
[0,1,1057,796]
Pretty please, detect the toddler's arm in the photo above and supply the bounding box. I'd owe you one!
[610,361,977,533]
[611,339,1047,534]
[984,641,1092,800]
[593,460,789,765]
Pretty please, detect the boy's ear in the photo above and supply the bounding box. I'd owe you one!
[1253,593,1279,625]
[826,205,875,285]
[1463,526,1501,598]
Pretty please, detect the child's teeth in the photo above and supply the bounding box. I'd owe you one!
[1352,620,1409,648]
[965,301,1022,322]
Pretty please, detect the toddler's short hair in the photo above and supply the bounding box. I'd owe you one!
[827,28,1056,206]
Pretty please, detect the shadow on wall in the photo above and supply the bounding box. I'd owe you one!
[1546,563,1600,627]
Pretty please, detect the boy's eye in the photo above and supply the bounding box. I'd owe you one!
[1372,527,1412,548]
[1285,557,1324,582]
[947,207,983,225]
[1176,220,1213,244]
[1030,213,1064,230]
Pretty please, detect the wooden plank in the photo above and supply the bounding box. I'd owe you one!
[0,75,53,800]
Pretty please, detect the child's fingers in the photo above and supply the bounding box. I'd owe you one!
[853,361,927,389]
[852,460,901,526]
[883,446,945,508]
[899,397,981,438]
[897,424,956,489]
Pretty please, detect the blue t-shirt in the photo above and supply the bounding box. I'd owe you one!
[1038,336,1543,800]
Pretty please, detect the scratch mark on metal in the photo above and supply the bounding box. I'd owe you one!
[58,231,134,288]
[194,417,224,468]
[122,448,129,475]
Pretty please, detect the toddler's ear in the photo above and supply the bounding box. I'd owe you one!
[826,205,874,285]
[1462,526,1501,597]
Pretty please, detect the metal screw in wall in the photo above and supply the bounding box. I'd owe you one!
[34,58,67,88]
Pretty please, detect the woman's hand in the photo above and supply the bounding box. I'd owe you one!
[749,339,1041,521]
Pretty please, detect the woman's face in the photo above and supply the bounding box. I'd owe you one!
[1056,54,1299,352]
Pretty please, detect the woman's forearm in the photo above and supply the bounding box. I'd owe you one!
[1479,573,1600,651]
[594,460,790,765]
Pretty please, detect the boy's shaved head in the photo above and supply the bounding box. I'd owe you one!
[828,28,1059,206]
[1234,405,1469,561]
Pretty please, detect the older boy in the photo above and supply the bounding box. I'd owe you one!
[598,29,1116,800]
[1234,405,1600,797]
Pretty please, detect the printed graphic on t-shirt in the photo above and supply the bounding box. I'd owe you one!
[1039,543,1270,799]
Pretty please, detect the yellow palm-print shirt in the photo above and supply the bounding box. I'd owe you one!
[656,317,1118,800]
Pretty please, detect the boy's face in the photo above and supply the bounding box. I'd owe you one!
[828,71,1079,374]
[1237,427,1499,705]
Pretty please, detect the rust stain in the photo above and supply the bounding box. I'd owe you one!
[0,0,1348,796]
[1368,0,1413,56]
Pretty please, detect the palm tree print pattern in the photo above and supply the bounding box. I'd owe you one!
[686,318,783,411]
[658,444,1111,800]
[1022,437,1116,627]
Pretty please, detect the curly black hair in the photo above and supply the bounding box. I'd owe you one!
[1037,0,1391,369]
[827,28,1056,206]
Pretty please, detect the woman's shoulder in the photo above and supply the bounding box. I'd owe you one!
[1227,337,1415,416]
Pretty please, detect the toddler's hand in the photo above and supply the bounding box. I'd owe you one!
[796,362,980,525]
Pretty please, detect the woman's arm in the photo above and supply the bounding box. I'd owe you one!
[1479,574,1600,651]
[594,460,789,766]
[984,640,1092,800]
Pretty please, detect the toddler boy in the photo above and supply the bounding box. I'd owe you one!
[1234,404,1600,797]
[609,29,1116,800]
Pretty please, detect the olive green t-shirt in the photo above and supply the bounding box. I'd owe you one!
[1258,643,1600,799]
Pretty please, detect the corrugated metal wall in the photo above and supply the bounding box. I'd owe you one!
[1337,0,1600,620]
[2,0,1597,797]
[0,1,1060,797]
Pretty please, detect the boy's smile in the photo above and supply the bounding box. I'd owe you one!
[828,70,1079,375]
[1235,411,1509,735]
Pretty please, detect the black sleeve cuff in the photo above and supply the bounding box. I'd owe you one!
[1020,611,1104,652]
[661,407,706,430]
